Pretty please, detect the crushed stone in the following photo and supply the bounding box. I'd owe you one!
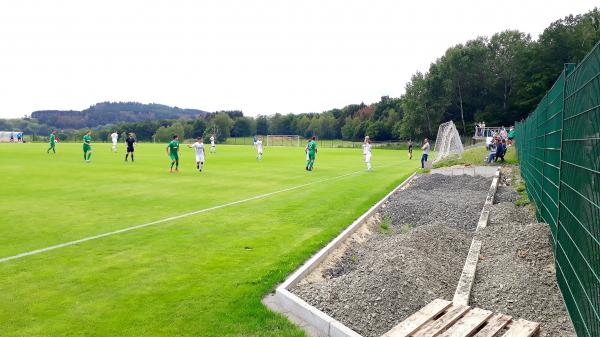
[292,174,490,336]
[471,200,576,336]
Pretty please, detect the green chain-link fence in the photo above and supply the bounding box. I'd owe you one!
[515,41,599,337]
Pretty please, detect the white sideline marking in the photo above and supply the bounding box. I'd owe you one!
[0,170,371,264]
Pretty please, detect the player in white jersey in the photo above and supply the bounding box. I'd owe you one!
[110,131,119,152]
[255,137,263,160]
[305,139,310,160]
[188,137,205,172]
[363,136,372,171]
[209,135,216,153]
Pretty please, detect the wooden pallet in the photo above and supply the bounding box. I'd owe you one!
[382,299,540,337]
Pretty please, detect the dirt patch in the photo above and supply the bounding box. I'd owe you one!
[494,185,520,203]
[494,166,520,203]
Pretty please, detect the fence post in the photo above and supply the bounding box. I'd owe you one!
[555,63,576,251]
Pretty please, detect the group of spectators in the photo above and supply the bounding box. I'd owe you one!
[476,121,487,136]
[486,126,515,164]
[9,132,24,143]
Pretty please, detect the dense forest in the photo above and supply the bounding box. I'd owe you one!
[2,8,599,142]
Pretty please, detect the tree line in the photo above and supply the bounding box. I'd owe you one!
[29,102,209,129]
[2,8,598,142]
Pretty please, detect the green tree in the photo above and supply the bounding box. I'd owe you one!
[341,117,359,140]
[293,115,311,137]
[400,72,430,139]
[365,120,388,141]
[443,38,490,134]
[255,116,269,135]
[231,117,254,137]
[307,117,320,137]
[211,112,234,140]
[489,30,531,115]
[154,122,185,142]
[192,119,207,138]
[318,113,337,139]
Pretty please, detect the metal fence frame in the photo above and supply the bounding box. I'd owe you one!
[515,42,599,337]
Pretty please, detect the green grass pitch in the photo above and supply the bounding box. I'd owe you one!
[0,142,419,337]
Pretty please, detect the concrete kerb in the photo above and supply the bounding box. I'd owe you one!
[453,167,501,306]
[477,168,500,231]
[430,165,498,177]
[268,172,418,337]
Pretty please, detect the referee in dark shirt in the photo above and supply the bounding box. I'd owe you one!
[125,133,136,162]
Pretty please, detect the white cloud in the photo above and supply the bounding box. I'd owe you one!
[0,0,596,118]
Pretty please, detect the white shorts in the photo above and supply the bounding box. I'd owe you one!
[112,141,117,146]
[365,153,371,163]
[196,155,205,162]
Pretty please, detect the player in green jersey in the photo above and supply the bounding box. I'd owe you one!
[306,136,317,171]
[83,131,92,162]
[47,130,56,154]
[166,135,180,173]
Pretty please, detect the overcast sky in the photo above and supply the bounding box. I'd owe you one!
[0,0,597,118]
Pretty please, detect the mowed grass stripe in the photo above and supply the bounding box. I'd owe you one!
[0,169,363,263]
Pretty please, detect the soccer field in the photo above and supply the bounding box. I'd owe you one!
[0,142,418,337]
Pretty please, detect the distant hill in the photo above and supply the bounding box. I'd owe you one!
[31,102,210,129]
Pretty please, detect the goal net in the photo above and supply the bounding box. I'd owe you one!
[266,135,300,147]
[432,121,464,163]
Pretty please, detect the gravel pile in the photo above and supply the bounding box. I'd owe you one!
[494,167,520,203]
[289,169,574,337]
[291,174,491,337]
[471,201,576,336]
[293,225,473,337]
[494,185,520,203]
[381,174,492,231]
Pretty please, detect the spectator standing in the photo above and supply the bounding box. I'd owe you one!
[421,138,430,169]
[508,127,515,146]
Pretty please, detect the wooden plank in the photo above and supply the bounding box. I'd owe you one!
[412,305,471,337]
[438,307,493,337]
[453,239,482,306]
[382,299,452,337]
[502,319,540,337]
[472,314,512,337]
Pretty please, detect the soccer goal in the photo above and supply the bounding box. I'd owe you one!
[432,120,464,163]
[266,135,300,147]
[0,131,23,142]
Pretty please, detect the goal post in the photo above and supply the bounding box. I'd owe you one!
[266,135,300,147]
[432,121,464,163]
